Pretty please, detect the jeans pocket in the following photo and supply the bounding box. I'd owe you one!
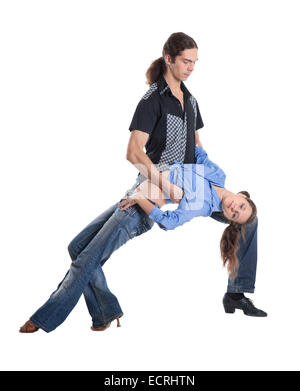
[123,206,137,217]
[117,199,137,217]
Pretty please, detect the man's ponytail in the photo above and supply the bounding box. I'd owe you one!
[145,57,166,86]
[145,32,198,85]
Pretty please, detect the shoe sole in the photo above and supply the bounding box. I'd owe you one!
[224,304,267,317]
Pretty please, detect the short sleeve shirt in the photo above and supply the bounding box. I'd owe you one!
[126,74,204,193]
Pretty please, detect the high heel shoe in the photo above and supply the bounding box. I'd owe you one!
[91,315,122,331]
[19,320,39,333]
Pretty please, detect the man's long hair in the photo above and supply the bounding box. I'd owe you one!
[145,32,198,86]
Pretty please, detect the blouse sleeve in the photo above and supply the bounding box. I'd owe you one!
[148,204,195,231]
[195,146,209,164]
[195,146,226,187]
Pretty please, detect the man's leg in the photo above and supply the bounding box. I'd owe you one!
[210,212,258,292]
[210,213,266,316]
[226,218,258,293]
[29,203,154,332]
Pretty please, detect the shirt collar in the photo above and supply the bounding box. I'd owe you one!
[157,74,191,99]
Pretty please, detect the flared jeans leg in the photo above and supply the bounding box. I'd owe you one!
[30,202,154,332]
[210,213,258,294]
[227,218,258,293]
[67,201,122,328]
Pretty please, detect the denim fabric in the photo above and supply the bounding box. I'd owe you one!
[30,200,154,332]
[30,200,258,332]
[210,212,258,293]
[226,218,258,293]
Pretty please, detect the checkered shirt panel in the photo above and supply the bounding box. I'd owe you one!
[142,83,158,100]
[157,112,188,171]
[189,95,197,131]
[126,83,198,194]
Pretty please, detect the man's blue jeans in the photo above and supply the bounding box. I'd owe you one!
[30,203,258,332]
[210,211,258,293]
[227,218,258,293]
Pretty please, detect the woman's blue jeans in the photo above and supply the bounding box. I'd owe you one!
[30,200,154,332]
[30,203,258,332]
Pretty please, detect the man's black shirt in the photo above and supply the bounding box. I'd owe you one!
[126,74,229,224]
[129,74,204,174]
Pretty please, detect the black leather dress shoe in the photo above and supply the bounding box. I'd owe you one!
[223,293,267,317]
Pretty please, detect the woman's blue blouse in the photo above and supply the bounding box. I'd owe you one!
[148,147,226,231]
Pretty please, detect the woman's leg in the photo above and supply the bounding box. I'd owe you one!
[28,203,154,332]
[67,201,121,326]
[67,202,119,257]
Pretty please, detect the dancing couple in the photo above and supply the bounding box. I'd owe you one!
[20,32,267,334]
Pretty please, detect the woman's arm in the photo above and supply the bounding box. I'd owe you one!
[130,190,193,231]
[194,146,226,188]
[147,203,195,231]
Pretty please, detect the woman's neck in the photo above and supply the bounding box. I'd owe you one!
[212,185,231,201]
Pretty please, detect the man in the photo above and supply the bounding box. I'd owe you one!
[20,39,266,334]
[121,47,266,318]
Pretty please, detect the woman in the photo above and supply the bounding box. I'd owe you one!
[118,146,257,280]
[19,147,259,333]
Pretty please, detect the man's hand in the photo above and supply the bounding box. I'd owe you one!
[118,187,142,210]
[118,197,136,210]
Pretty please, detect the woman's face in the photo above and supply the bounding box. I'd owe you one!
[222,193,252,224]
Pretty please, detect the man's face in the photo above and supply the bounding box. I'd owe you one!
[165,48,198,82]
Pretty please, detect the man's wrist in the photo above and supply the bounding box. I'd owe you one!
[134,191,145,201]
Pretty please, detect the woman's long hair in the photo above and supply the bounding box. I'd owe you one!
[145,32,198,86]
[220,191,257,280]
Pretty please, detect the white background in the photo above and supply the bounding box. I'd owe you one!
[1,0,299,371]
